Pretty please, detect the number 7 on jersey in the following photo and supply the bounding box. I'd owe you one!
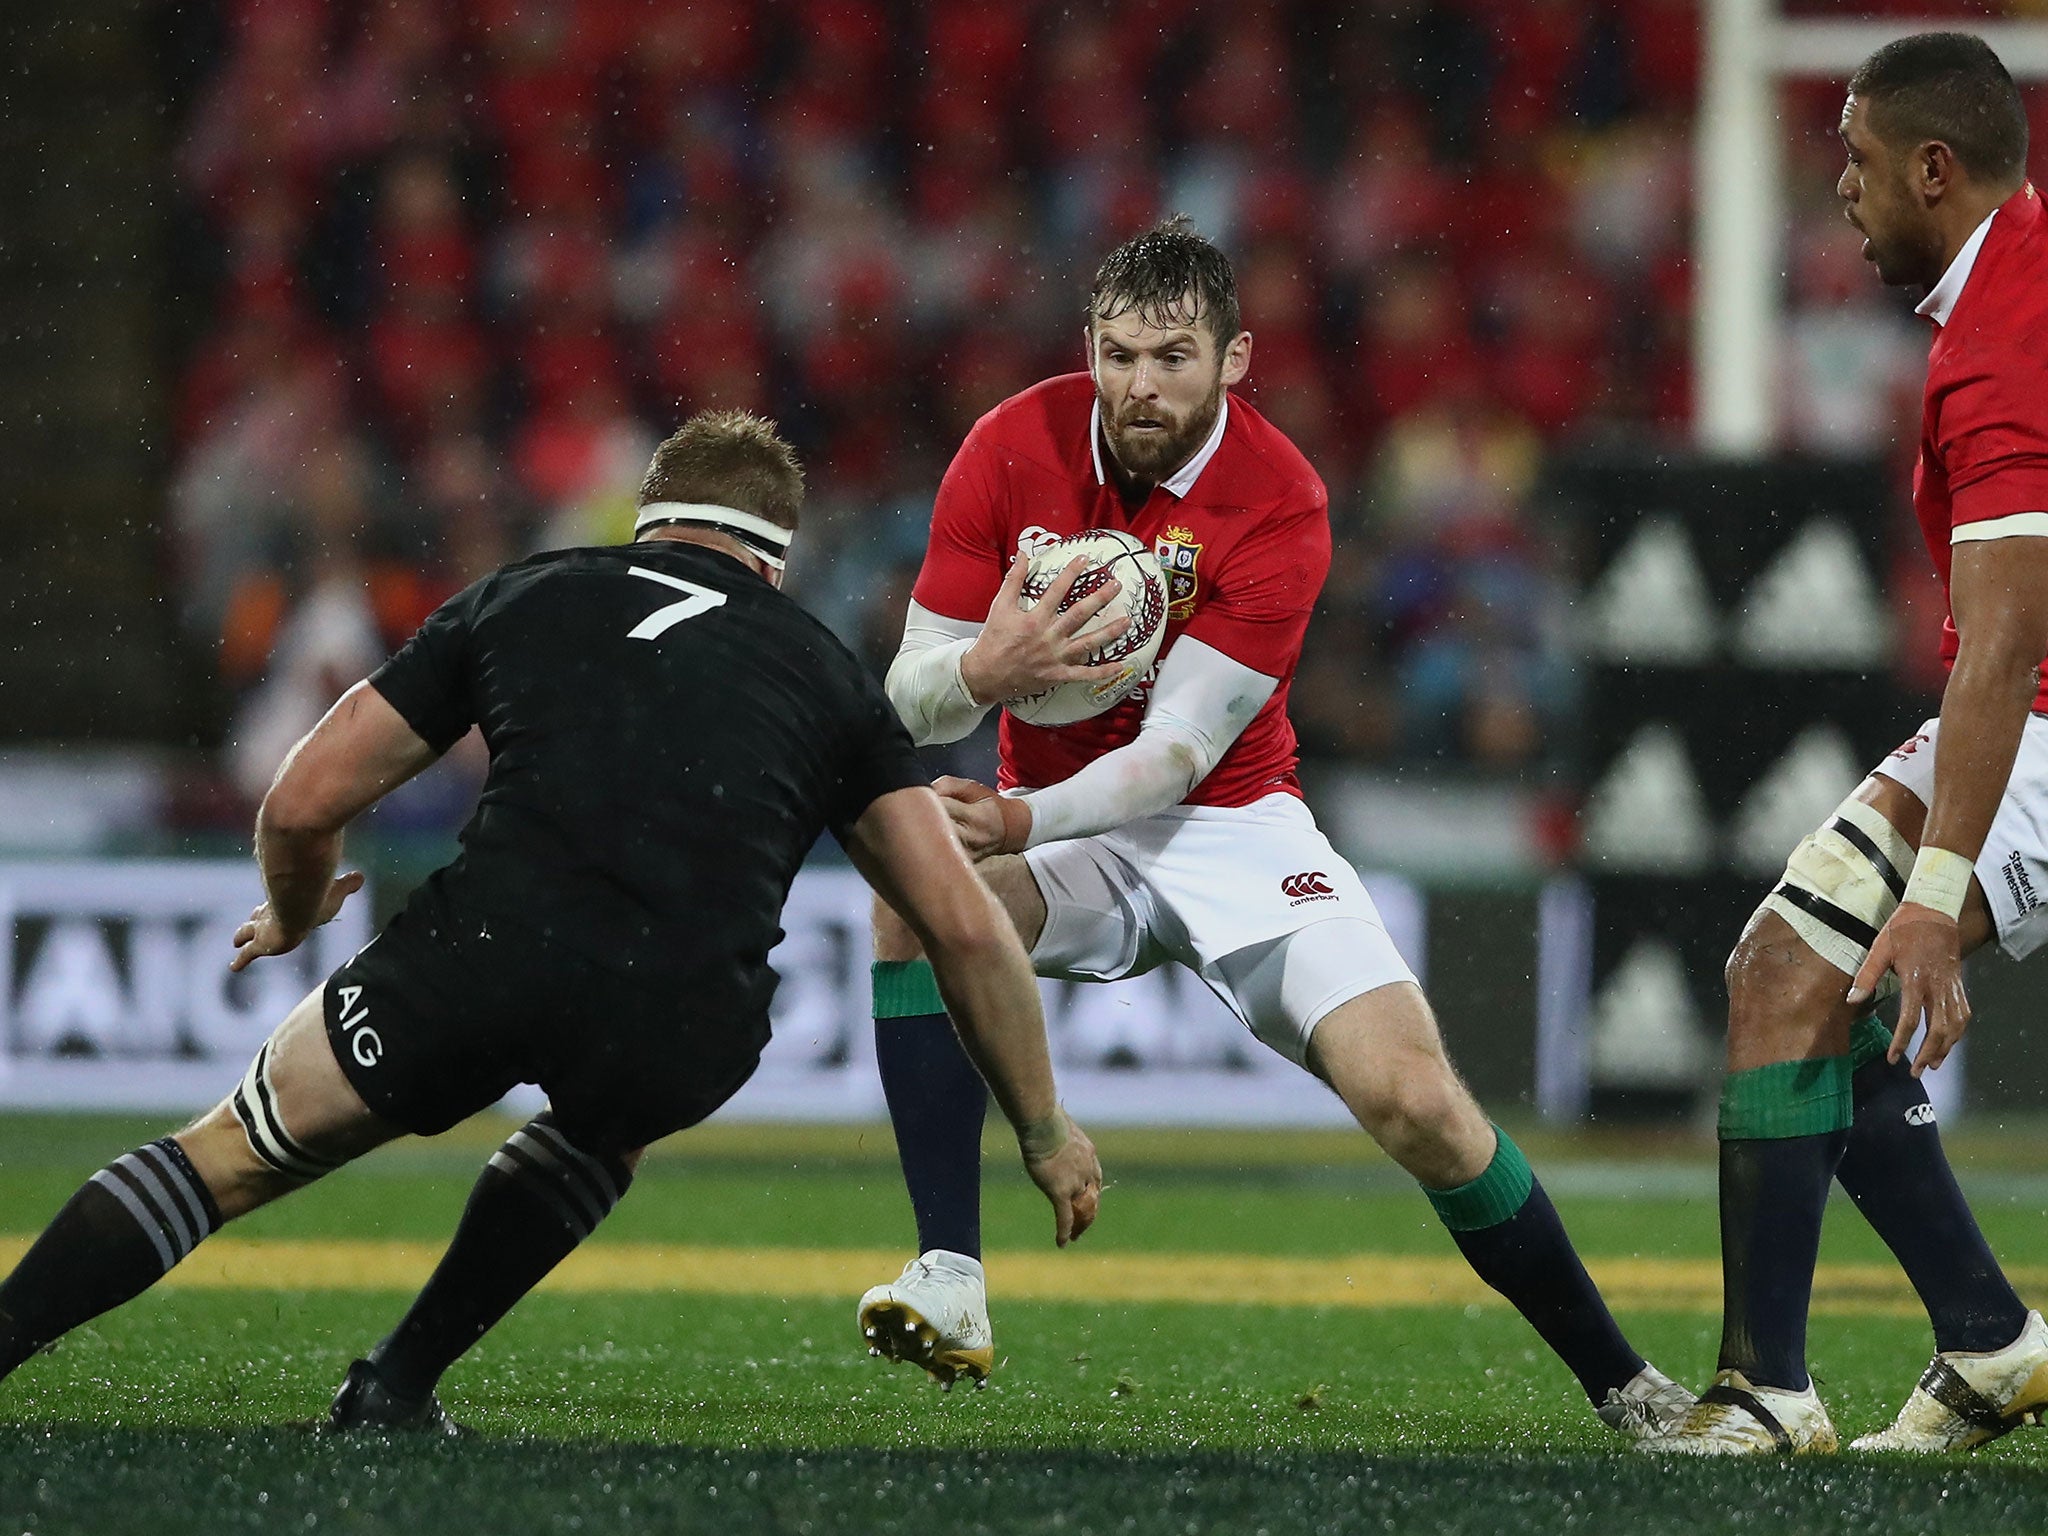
[626,566,728,640]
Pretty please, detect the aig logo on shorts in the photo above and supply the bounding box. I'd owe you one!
[334,984,383,1068]
[1281,871,1336,905]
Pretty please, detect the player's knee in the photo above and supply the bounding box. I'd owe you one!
[211,1037,355,1210]
[1726,900,1859,1022]
[1723,924,1770,1001]
[174,1106,299,1221]
[1344,1051,1467,1149]
[871,894,925,963]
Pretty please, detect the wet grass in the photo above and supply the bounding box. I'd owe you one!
[3,1115,2047,1532]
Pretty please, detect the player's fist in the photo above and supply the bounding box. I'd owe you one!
[933,776,998,804]
[1019,1106,1102,1248]
[229,871,365,971]
[933,777,1030,859]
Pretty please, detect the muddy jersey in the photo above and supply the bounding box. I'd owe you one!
[1915,181,2048,711]
[912,373,1330,805]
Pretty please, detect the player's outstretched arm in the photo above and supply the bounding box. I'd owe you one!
[843,785,1102,1244]
[234,682,441,971]
[1850,535,2048,1073]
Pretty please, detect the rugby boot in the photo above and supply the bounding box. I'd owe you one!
[1852,1310,2048,1452]
[1596,1362,1696,1442]
[857,1250,994,1387]
[324,1357,466,1436]
[1642,1368,1838,1456]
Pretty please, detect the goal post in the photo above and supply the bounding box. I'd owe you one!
[1694,7,2048,453]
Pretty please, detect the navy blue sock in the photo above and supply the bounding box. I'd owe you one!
[874,961,986,1259]
[1428,1129,1644,1403]
[1716,1132,1847,1390]
[1837,1026,2028,1354]
[1715,1055,1856,1390]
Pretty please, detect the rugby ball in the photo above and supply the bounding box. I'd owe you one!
[1007,529,1170,727]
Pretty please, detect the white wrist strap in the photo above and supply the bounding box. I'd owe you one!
[1904,846,1974,919]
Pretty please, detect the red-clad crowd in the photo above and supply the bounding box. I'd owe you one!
[163,0,1980,802]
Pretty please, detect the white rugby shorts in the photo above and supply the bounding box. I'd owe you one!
[1875,714,2048,959]
[1019,792,1418,1064]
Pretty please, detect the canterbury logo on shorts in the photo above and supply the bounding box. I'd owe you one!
[1281,871,1336,904]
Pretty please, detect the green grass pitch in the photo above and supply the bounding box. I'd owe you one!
[5,1114,2048,1534]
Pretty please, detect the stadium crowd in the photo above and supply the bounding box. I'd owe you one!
[163,0,1950,807]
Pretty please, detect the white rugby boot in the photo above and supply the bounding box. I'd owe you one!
[1642,1368,1838,1456]
[1852,1311,2048,1453]
[1596,1362,1696,1442]
[857,1250,994,1387]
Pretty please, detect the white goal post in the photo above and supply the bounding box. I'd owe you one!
[1695,5,2048,452]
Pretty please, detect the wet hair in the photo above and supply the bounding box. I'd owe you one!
[1088,215,1242,350]
[638,410,805,532]
[1849,32,2028,184]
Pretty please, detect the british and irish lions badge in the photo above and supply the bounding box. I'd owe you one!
[1154,525,1201,621]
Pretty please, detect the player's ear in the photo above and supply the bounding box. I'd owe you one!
[1917,139,1958,203]
[1220,330,1252,388]
[1083,322,1098,380]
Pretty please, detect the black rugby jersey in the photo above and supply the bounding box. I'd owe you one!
[368,540,925,1000]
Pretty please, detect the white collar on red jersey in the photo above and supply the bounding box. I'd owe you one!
[1089,392,1230,498]
[1916,209,1998,328]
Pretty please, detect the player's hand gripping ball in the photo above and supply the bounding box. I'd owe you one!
[1007,528,1170,727]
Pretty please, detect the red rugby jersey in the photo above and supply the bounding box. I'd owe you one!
[1915,182,2048,710]
[912,373,1330,805]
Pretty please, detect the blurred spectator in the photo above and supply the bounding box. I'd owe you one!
[171,317,351,652]
[223,436,386,798]
[515,373,654,550]
[323,0,460,163]
[1353,403,1574,767]
[180,4,335,210]
[1780,175,1923,453]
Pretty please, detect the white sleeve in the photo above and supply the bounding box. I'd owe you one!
[1016,636,1278,848]
[884,601,994,746]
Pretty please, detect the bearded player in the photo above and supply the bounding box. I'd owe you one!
[854,217,1692,1440]
[1653,33,2048,1457]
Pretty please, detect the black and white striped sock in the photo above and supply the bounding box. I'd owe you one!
[486,1114,630,1242]
[89,1137,223,1272]
[0,1137,222,1378]
[367,1114,635,1401]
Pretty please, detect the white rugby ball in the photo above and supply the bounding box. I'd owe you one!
[1006,528,1170,727]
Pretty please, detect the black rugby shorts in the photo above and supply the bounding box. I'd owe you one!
[322,903,764,1154]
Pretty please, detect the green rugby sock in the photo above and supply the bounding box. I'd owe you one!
[1718,1054,1851,1140]
[1848,1015,1893,1072]
[873,958,946,1020]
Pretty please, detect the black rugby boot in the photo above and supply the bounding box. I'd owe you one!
[324,1358,466,1437]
